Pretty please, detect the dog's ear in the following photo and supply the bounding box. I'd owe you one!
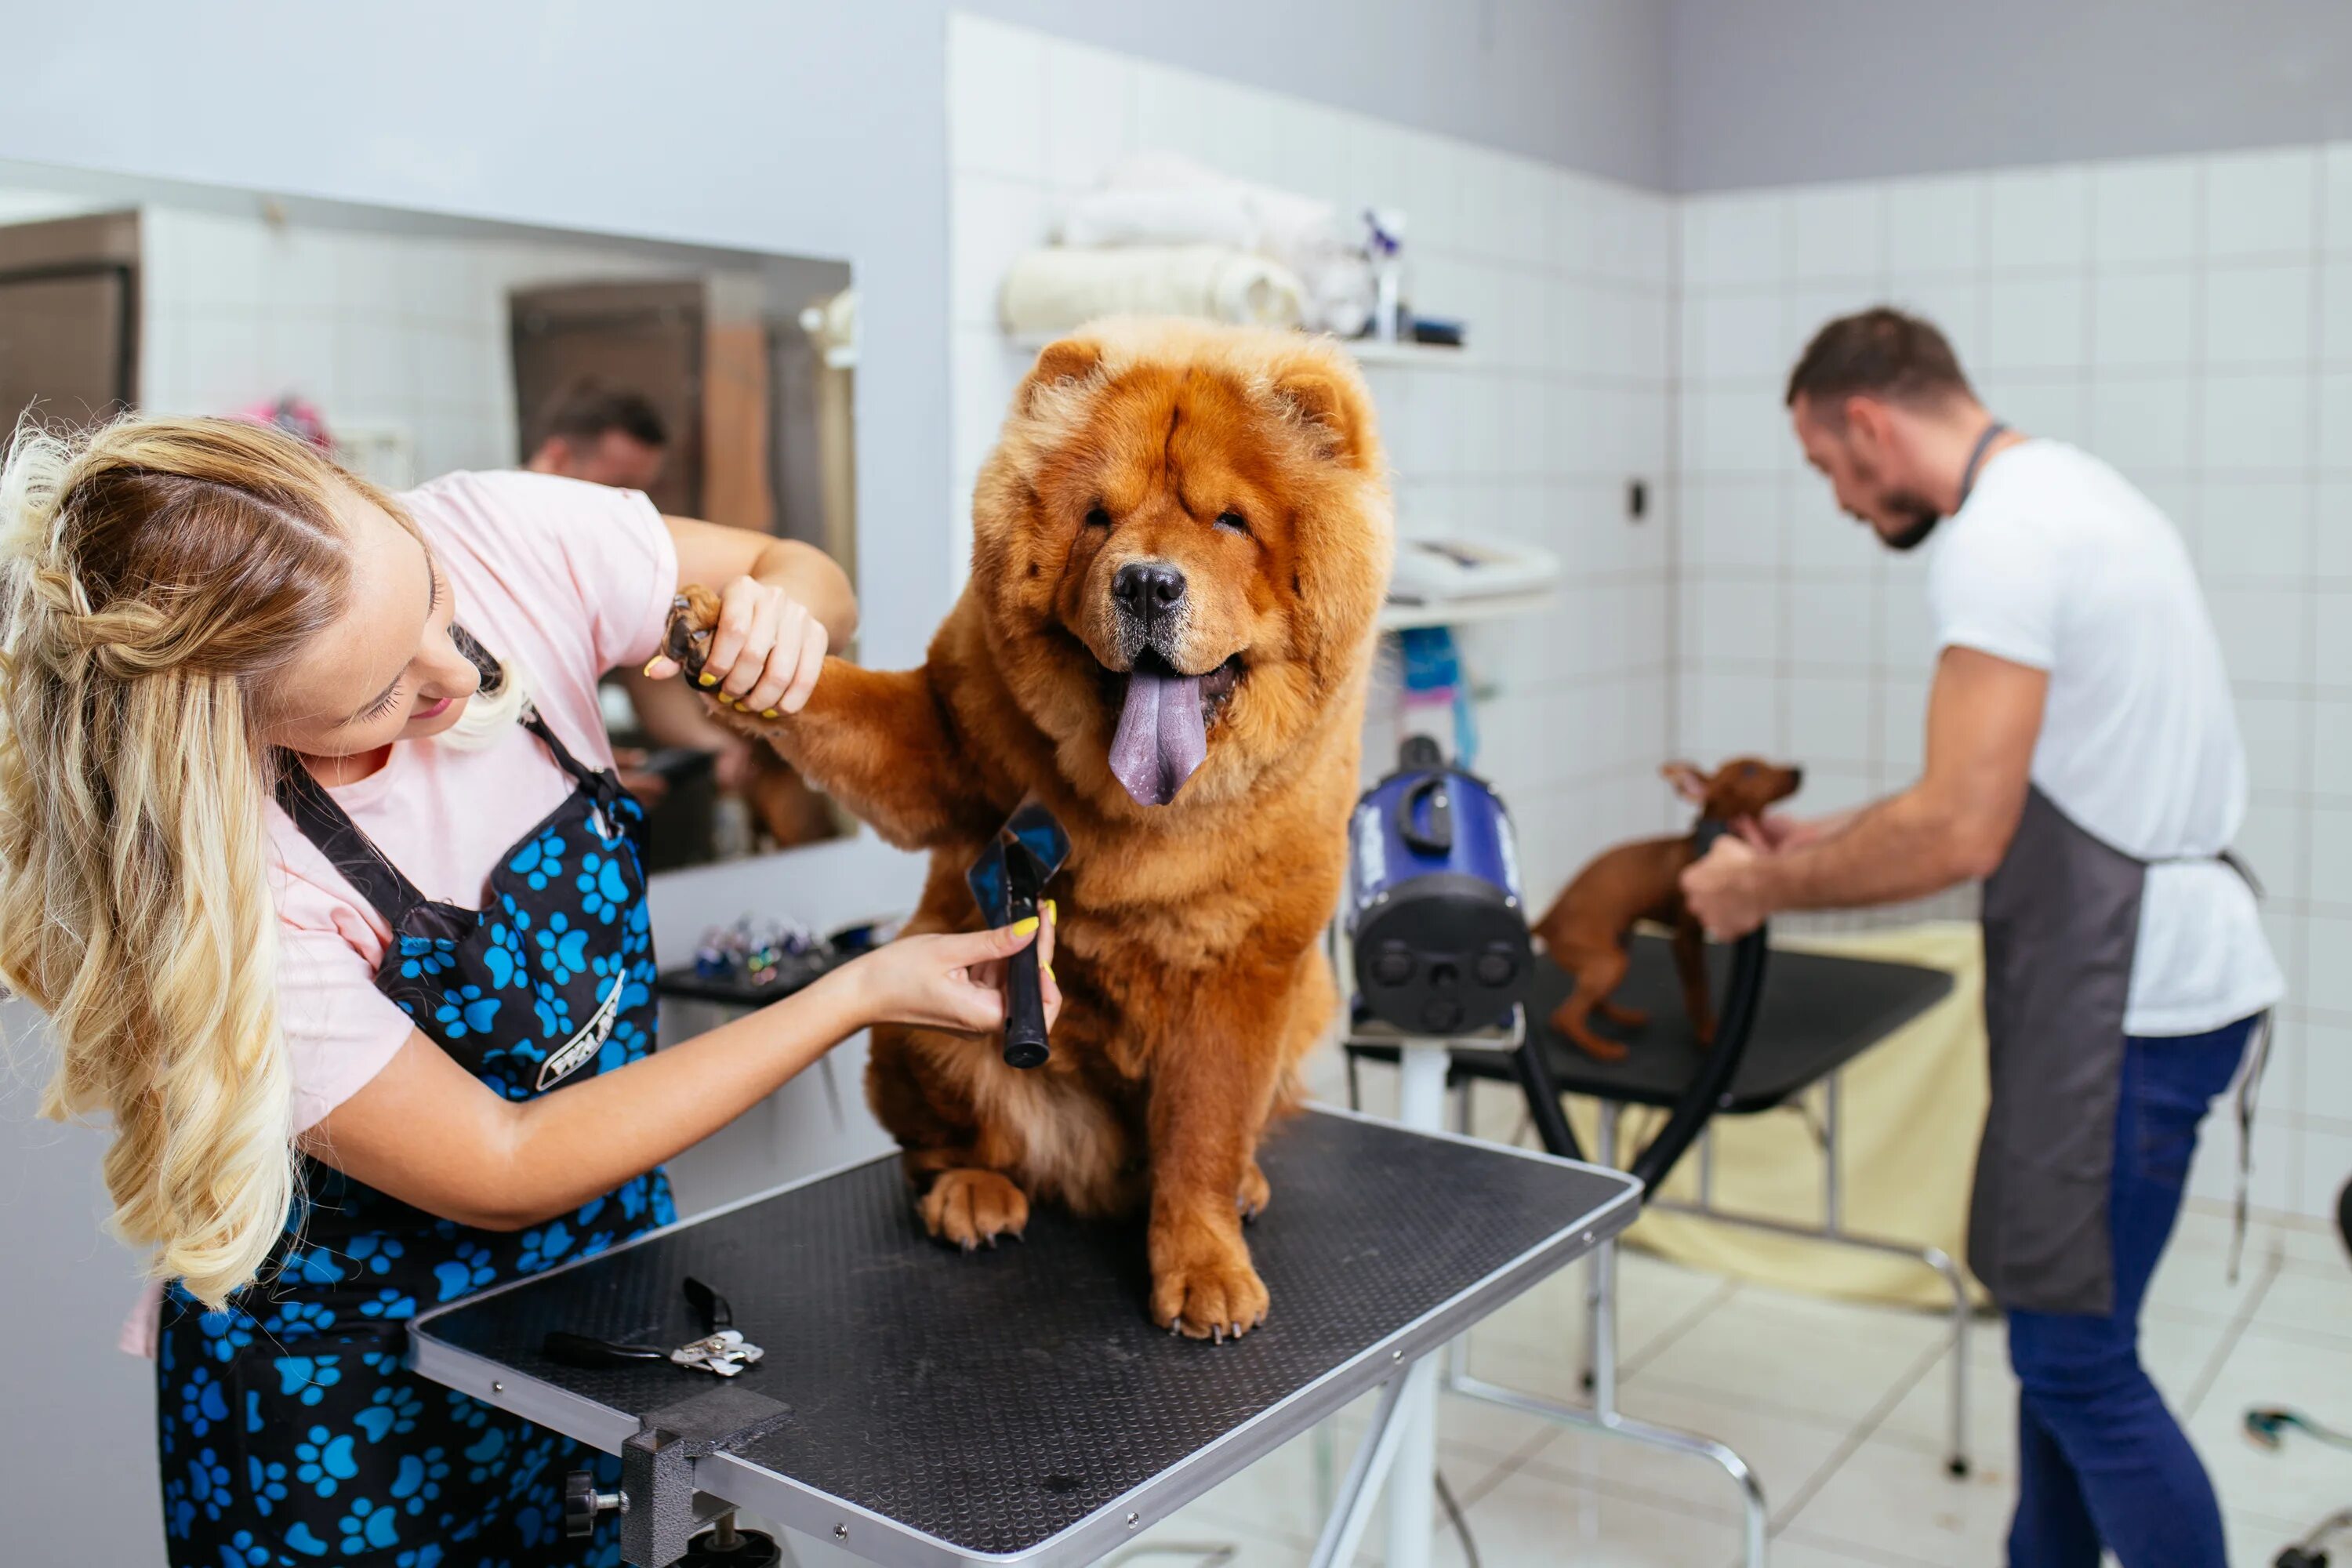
[1018,337,1104,415]
[1272,365,1374,469]
[1661,760,1709,804]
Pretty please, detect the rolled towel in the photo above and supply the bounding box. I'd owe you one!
[1000,245,1305,336]
[1059,185,1260,252]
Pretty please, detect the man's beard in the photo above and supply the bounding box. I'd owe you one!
[1879,494,1942,552]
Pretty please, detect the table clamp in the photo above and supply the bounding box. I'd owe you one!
[567,1380,797,1566]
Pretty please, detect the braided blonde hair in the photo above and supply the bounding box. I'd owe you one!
[0,413,389,1308]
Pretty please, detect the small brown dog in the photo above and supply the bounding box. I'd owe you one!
[1531,757,1802,1061]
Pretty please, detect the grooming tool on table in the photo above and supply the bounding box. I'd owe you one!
[966,802,1071,1069]
[542,1276,763,1377]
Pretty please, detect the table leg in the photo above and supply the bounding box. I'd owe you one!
[1308,1371,1412,1568]
[1378,1042,1451,1568]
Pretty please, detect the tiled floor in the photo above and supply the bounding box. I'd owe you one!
[1103,1092,2352,1568]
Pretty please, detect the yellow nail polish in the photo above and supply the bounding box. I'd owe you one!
[1011,916,1040,937]
[1045,962,1055,982]
[698,673,717,688]
[641,659,660,677]
[1044,899,1057,921]
[761,708,779,718]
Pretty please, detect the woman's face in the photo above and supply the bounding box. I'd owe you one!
[263,487,480,756]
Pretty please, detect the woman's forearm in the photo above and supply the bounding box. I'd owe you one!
[748,538,858,648]
[485,967,867,1227]
[308,967,873,1232]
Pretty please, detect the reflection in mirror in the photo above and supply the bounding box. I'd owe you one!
[0,162,855,872]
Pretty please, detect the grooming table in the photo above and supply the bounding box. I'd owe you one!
[408,1107,1638,1568]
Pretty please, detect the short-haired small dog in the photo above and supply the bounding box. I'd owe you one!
[1531,757,1803,1061]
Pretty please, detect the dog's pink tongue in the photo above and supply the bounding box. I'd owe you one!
[1109,666,1207,806]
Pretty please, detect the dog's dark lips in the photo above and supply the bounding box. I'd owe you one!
[1107,650,1247,720]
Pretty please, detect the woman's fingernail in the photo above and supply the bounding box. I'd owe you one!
[1044,898,1056,921]
[698,672,717,688]
[1011,916,1040,937]
[642,660,661,677]
[1045,962,1055,982]
[762,707,779,718]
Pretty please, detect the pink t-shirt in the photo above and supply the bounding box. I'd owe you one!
[270,469,679,1130]
[122,471,677,1356]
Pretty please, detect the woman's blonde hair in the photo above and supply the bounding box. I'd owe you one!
[0,413,396,1308]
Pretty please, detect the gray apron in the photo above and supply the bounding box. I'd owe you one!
[1969,786,2148,1314]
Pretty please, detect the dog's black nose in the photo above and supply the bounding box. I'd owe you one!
[1112,561,1186,618]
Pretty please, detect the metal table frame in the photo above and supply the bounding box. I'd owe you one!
[408,1107,1639,1568]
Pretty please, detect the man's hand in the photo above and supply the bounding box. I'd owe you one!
[1682,835,1772,940]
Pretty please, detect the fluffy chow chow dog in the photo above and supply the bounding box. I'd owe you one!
[665,318,1392,1339]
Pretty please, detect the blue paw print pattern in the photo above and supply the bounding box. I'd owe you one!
[187,1446,234,1522]
[390,1447,450,1516]
[219,1527,274,1566]
[482,920,531,992]
[294,1425,360,1497]
[356,1383,424,1443]
[262,1298,336,1339]
[574,849,632,923]
[433,1240,498,1303]
[346,1233,405,1276]
[196,1306,256,1363]
[509,827,566,890]
[180,1364,231,1437]
[358,1288,417,1320]
[531,979,574,1041]
[433,984,500,1040]
[534,911,590,985]
[247,1454,291,1517]
[514,1220,573,1275]
[339,1496,402,1553]
[396,934,459,982]
[274,1353,341,1406]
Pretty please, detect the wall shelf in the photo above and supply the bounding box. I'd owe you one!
[1377,588,1555,631]
[1004,329,1470,368]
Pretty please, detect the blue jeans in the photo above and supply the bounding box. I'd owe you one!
[2004,1015,2256,1568]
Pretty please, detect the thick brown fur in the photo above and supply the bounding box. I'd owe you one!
[665,319,1392,1340]
[1530,757,1802,1062]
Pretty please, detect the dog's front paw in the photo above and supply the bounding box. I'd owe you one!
[919,1167,1030,1250]
[661,583,724,684]
[1151,1232,1269,1342]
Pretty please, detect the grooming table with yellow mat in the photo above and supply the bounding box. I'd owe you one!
[1570,920,1991,1314]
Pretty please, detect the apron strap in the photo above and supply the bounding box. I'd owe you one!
[277,624,626,924]
[273,756,432,927]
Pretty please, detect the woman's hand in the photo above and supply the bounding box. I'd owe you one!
[838,907,1062,1034]
[644,575,826,717]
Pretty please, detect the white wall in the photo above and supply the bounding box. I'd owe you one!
[1674,146,2352,1223]
[945,15,1679,892]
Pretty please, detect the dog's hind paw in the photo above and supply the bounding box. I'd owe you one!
[919,1167,1030,1250]
[1236,1160,1271,1222]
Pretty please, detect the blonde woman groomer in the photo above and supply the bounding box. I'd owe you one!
[0,416,1057,1566]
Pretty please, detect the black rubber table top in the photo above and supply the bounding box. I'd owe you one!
[1352,934,1955,1112]
[409,1108,1635,1565]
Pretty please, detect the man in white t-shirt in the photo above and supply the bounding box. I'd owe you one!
[1682,308,2277,1568]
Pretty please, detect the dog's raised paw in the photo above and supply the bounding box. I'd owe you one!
[661,583,724,681]
[919,1167,1030,1250]
[1152,1250,1269,1342]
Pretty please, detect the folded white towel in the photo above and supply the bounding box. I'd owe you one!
[1000,245,1305,336]
[1058,153,1375,337]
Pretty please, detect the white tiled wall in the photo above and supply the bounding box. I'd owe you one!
[1675,146,2352,1221]
[134,205,751,482]
[945,14,1679,892]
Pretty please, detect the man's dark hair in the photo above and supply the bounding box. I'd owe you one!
[1784,307,1973,418]
[534,378,669,451]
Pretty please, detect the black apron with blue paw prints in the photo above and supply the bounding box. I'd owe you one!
[156,629,673,1567]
